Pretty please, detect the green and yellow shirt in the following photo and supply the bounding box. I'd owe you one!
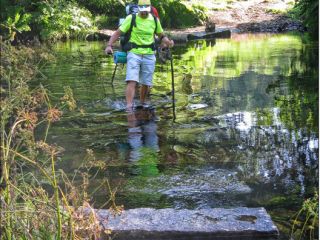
[119,14,163,55]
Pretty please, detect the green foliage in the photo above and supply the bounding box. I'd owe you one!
[0,5,32,41]
[33,1,95,41]
[94,14,119,29]
[0,0,208,38]
[77,0,208,28]
[293,0,319,38]
[76,0,126,16]
[0,0,96,41]
[152,0,207,28]
[192,4,208,23]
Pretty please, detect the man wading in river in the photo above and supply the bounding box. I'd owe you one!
[105,0,174,112]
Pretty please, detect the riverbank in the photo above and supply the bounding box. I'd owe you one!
[203,0,304,32]
[97,0,304,40]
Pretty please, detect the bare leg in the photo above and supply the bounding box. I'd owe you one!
[126,81,137,110]
[140,84,150,105]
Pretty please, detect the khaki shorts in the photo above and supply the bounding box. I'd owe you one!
[126,52,156,86]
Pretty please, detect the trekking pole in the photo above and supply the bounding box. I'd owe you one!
[168,49,176,121]
[111,63,118,84]
[106,51,117,84]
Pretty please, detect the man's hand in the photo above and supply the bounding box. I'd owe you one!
[105,29,122,55]
[167,39,174,48]
[105,45,113,55]
[160,37,174,48]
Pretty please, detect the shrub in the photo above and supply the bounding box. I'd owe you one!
[0,0,96,42]
[152,0,207,28]
[293,0,318,38]
[33,1,95,41]
[76,0,126,16]
[0,3,32,41]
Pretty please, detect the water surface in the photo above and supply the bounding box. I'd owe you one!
[40,33,318,239]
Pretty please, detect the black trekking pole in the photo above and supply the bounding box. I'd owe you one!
[111,63,118,84]
[168,49,176,121]
[106,51,117,84]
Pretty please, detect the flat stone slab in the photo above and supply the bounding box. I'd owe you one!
[187,29,231,40]
[96,207,279,239]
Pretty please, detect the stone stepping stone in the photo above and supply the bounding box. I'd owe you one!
[96,207,279,239]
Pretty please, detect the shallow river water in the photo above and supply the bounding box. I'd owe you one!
[39,33,318,239]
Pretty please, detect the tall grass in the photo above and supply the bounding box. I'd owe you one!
[290,191,319,240]
[0,40,117,239]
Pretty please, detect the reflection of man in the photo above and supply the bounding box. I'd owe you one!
[126,108,160,176]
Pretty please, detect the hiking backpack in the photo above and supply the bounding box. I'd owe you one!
[119,4,159,52]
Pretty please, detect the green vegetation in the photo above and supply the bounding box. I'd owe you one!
[77,0,208,28]
[0,0,95,42]
[0,0,207,41]
[151,0,207,28]
[34,1,94,41]
[291,191,319,240]
[292,0,319,38]
[1,0,318,40]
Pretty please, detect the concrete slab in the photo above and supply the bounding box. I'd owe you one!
[96,207,279,240]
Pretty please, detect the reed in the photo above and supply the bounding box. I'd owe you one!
[0,40,114,239]
[290,191,319,240]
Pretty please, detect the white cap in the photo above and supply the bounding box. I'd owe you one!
[138,0,151,12]
[138,5,151,12]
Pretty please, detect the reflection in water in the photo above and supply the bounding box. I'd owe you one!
[213,110,318,191]
[127,108,160,176]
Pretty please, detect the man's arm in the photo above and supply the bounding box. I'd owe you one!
[157,32,174,48]
[105,29,122,54]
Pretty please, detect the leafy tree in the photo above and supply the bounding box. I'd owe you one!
[294,0,319,39]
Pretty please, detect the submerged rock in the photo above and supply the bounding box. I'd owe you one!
[126,168,251,198]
